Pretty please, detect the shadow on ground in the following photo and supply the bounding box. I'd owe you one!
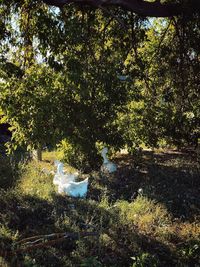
[0,192,179,267]
[89,149,200,221]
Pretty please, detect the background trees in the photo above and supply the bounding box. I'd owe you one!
[120,16,200,149]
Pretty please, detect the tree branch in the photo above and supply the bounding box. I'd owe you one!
[42,0,200,17]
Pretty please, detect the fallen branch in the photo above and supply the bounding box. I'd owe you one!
[16,232,66,245]
[16,232,99,253]
[1,231,99,257]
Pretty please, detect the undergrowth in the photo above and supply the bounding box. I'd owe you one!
[0,150,199,266]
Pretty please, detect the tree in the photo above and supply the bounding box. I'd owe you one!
[0,65,74,153]
[0,4,140,168]
[118,16,200,149]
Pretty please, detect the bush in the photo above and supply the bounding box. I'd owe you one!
[57,139,101,172]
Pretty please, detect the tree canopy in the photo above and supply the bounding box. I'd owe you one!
[0,0,199,168]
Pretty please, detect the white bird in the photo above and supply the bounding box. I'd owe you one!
[53,161,78,186]
[53,161,64,185]
[53,160,88,197]
[101,147,117,173]
[58,178,89,197]
[59,172,79,184]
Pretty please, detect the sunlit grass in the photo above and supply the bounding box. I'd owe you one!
[17,160,55,201]
[42,150,79,173]
[42,150,61,162]
[116,196,171,236]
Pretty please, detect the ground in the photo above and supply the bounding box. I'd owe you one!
[0,149,199,267]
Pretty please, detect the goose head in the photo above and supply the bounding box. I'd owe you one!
[57,162,64,175]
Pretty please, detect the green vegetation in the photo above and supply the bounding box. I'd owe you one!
[0,0,199,266]
[0,150,199,266]
[0,1,199,168]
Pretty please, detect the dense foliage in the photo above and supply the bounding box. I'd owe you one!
[0,0,199,167]
[119,16,200,150]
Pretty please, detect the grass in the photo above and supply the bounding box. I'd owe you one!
[17,160,55,200]
[0,149,199,266]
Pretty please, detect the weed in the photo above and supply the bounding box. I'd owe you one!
[131,252,159,267]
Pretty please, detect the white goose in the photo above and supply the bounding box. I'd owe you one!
[58,178,89,197]
[101,147,117,173]
[53,160,89,198]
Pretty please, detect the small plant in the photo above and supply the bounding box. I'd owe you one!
[81,256,103,267]
[177,242,200,265]
[131,252,158,267]
[23,256,41,267]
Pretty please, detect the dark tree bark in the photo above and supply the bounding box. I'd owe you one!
[42,0,200,17]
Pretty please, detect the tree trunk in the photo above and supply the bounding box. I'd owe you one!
[33,148,42,161]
